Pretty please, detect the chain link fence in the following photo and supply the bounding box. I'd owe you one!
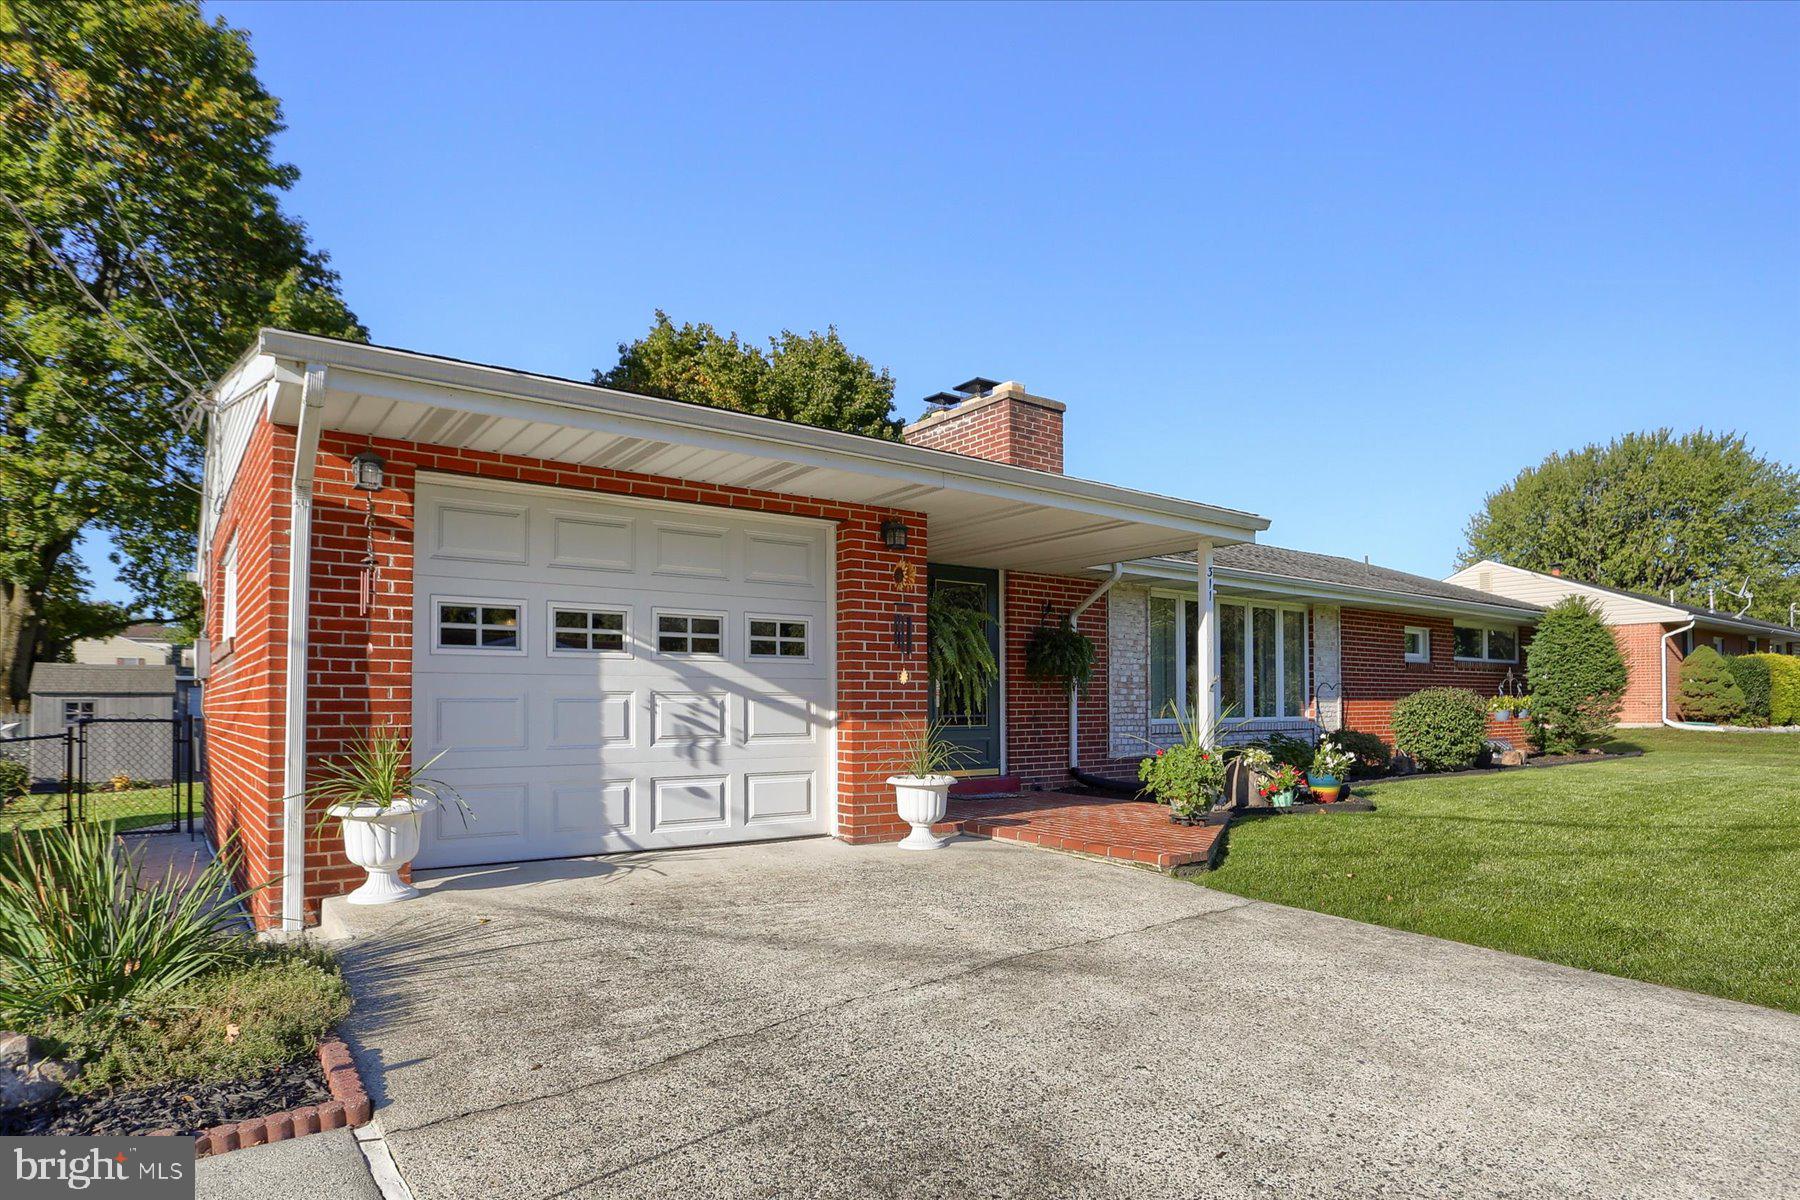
[1,717,200,839]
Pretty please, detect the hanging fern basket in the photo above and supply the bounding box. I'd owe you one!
[1025,609,1095,695]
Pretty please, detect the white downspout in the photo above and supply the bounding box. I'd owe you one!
[281,364,327,932]
[1661,619,1710,730]
[1068,564,1126,770]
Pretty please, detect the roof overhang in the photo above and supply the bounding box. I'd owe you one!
[1121,558,1543,623]
[227,331,1268,575]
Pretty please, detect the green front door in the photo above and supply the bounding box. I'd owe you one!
[928,565,1003,774]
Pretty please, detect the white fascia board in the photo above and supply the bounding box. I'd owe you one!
[254,330,1270,543]
[1120,559,1542,622]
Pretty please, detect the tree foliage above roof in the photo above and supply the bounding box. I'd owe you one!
[594,311,903,441]
[0,0,365,702]
[1459,430,1800,625]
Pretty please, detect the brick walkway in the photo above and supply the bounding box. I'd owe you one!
[933,791,1223,874]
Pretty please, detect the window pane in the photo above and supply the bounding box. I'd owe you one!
[482,607,518,627]
[1149,598,1177,719]
[658,634,686,652]
[554,631,587,650]
[594,632,624,652]
[750,620,777,638]
[693,617,722,636]
[779,622,807,639]
[441,605,476,624]
[750,639,779,657]
[439,627,477,646]
[596,612,624,631]
[481,629,517,648]
[659,614,685,634]
[1184,599,1200,716]
[691,637,721,654]
[555,610,585,629]
[1282,610,1305,717]
[780,640,806,657]
[1488,628,1516,661]
[1454,626,1483,658]
[1220,603,1245,718]
[1253,607,1278,717]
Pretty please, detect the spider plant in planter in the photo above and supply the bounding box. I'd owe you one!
[887,721,972,851]
[309,729,470,905]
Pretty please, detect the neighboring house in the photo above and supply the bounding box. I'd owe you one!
[72,622,200,717]
[197,332,1540,931]
[23,664,177,785]
[1447,561,1800,725]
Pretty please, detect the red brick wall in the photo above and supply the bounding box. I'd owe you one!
[904,396,1063,473]
[200,419,290,929]
[1003,572,1109,786]
[1339,607,1532,744]
[1613,622,1678,725]
[214,415,933,927]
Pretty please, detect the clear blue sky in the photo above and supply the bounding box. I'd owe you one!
[86,1,1800,602]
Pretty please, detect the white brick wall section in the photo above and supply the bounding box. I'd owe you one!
[1311,604,1344,731]
[1109,584,1150,758]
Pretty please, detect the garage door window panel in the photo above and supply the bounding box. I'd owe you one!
[549,604,630,656]
[656,611,725,657]
[434,598,526,654]
[747,616,811,661]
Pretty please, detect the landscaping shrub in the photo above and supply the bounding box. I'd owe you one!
[0,756,27,804]
[1726,655,1772,723]
[0,825,258,1022]
[1256,732,1314,773]
[1766,654,1800,726]
[1677,645,1745,724]
[37,945,350,1094]
[1524,597,1627,753]
[1322,730,1391,778]
[1391,688,1489,772]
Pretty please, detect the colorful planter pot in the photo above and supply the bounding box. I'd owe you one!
[1268,790,1296,809]
[1310,774,1343,803]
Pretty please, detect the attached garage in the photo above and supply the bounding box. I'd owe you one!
[411,476,834,868]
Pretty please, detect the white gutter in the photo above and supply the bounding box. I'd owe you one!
[1660,620,1710,730]
[1118,559,1541,623]
[280,363,327,931]
[1068,564,1125,770]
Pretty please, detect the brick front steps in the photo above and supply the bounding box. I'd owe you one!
[934,792,1225,875]
[188,1037,371,1158]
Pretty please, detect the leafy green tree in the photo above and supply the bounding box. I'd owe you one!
[0,0,365,702]
[1460,430,1800,624]
[1677,646,1745,724]
[1524,597,1628,752]
[596,311,902,440]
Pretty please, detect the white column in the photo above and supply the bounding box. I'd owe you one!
[1195,539,1217,736]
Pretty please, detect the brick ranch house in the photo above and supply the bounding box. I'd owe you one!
[1447,561,1800,725]
[200,331,1539,931]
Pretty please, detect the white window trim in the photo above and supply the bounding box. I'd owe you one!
[652,607,728,659]
[431,595,527,656]
[545,602,632,658]
[62,699,95,726]
[1403,626,1431,664]
[1452,621,1520,664]
[744,613,813,663]
[1148,593,1310,725]
[219,535,239,643]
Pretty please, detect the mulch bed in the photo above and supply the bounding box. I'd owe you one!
[0,1056,329,1139]
[1368,748,1644,783]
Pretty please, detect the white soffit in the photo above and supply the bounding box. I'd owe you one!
[250,331,1268,575]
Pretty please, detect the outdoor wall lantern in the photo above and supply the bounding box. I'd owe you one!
[880,518,910,551]
[351,450,386,492]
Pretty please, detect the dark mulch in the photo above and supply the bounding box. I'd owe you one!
[1368,748,1644,784]
[0,1055,329,1139]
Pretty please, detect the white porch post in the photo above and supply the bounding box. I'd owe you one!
[1195,539,1217,735]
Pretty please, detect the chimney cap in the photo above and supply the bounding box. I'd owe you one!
[953,376,1001,396]
[921,391,962,408]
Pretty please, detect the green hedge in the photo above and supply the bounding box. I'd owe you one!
[1765,654,1800,726]
[1726,655,1773,722]
[1391,688,1489,772]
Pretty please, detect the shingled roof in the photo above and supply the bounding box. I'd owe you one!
[28,664,177,695]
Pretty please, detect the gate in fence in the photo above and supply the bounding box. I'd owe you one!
[0,715,202,836]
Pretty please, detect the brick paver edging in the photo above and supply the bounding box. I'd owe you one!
[185,1036,372,1158]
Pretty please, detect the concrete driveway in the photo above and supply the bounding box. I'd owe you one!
[329,837,1799,1199]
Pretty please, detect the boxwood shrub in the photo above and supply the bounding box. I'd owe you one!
[1764,654,1800,726]
[1678,646,1745,723]
[1390,688,1489,772]
[1726,655,1773,723]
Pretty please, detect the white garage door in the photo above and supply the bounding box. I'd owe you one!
[411,478,833,868]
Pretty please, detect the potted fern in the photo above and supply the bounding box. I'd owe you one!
[1024,613,1094,695]
[310,729,470,905]
[887,722,970,851]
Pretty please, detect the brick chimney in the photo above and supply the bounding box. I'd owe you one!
[902,379,1065,473]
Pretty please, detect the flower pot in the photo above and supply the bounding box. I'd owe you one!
[330,796,436,905]
[1492,709,1514,723]
[888,775,955,850]
[1268,790,1296,810]
[1310,774,1342,803]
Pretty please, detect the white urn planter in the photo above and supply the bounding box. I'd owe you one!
[888,774,955,851]
[330,795,436,905]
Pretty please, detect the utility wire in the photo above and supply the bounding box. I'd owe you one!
[0,322,203,495]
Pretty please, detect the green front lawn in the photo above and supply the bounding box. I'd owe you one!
[1202,728,1800,1013]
